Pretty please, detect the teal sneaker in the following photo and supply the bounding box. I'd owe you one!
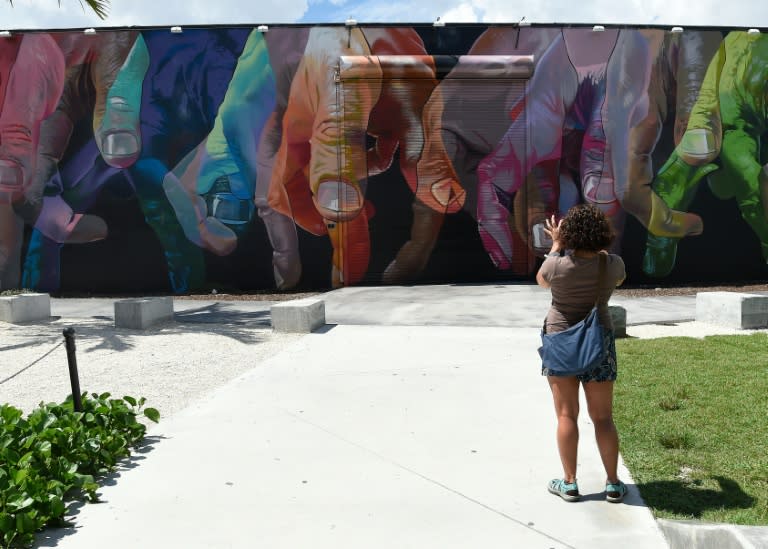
[606,480,628,503]
[548,478,580,502]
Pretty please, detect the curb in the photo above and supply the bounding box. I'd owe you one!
[658,518,768,549]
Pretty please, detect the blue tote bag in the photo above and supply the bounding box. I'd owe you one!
[539,254,607,375]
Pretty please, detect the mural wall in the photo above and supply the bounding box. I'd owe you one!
[0,24,765,294]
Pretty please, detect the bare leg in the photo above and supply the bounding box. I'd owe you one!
[547,376,580,483]
[583,380,620,483]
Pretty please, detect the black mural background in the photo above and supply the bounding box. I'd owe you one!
[0,25,764,294]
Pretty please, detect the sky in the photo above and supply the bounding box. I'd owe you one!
[0,0,766,30]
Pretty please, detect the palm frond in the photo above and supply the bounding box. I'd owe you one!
[80,0,109,19]
[49,0,110,19]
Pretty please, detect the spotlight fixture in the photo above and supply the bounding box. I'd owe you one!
[257,25,269,32]
[0,30,10,37]
[433,17,445,27]
[592,25,605,32]
[83,28,96,34]
[345,17,357,26]
[170,26,183,33]
[747,28,760,34]
[671,26,684,33]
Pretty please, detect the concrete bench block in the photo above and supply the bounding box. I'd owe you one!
[695,291,768,329]
[271,297,325,333]
[0,293,51,323]
[608,305,627,338]
[114,297,174,330]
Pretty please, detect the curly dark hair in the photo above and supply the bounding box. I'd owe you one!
[559,204,614,251]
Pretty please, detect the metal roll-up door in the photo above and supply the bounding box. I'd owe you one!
[336,54,534,285]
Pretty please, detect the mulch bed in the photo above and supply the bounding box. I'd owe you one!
[613,283,768,298]
[49,282,768,302]
[174,283,768,301]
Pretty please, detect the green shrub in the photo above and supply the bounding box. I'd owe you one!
[0,393,159,548]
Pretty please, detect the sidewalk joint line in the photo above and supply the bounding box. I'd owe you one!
[283,408,575,549]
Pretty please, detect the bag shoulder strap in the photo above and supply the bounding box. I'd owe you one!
[594,252,607,308]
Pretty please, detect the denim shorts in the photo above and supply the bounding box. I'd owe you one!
[541,329,617,382]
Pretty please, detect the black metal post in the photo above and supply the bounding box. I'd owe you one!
[62,327,83,412]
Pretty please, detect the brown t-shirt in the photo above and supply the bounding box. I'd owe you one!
[538,252,626,333]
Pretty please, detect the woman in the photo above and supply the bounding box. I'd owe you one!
[536,204,627,503]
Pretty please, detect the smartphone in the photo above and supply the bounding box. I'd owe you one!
[531,222,553,250]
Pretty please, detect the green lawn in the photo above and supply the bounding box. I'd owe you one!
[615,333,768,525]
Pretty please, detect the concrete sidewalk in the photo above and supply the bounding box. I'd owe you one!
[321,284,701,327]
[13,284,767,548]
[37,325,665,549]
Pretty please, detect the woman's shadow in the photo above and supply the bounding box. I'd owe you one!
[635,476,754,516]
[577,476,754,516]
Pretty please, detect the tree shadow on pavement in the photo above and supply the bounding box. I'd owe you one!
[2,304,278,381]
[174,302,271,328]
[84,303,273,349]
